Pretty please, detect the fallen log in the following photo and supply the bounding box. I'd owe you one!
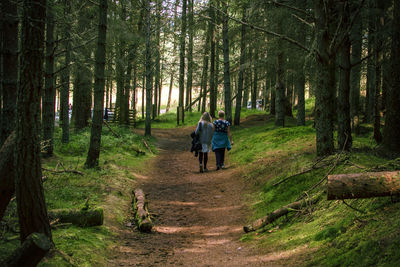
[132,189,152,232]
[48,207,103,227]
[244,195,320,233]
[1,232,51,267]
[327,171,400,200]
[142,139,153,155]
[103,120,121,138]
[0,132,16,221]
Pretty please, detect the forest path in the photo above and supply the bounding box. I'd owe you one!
[110,121,295,266]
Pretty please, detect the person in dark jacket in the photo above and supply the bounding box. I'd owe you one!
[190,131,201,157]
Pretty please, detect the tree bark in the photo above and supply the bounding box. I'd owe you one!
[166,0,179,113]
[144,0,152,135]
[373,0,383,144]
[60,0,71,143]
[208,3,216,118]
[153,0,161,119]
[222,2,232,124]
[85,0,108,168]
[43,0,56,156]
[72,8,93,130]
[350,4,362,133]
[185,0,194,112]
[337,2,352,151]
[383,0,400,151]
[364,0,375,123]
[1,0,18,147]
[16,0,52,242]
[275,49,285,127]
[200,32,210,113]
[0,131,15,221]
[234,6,247,126]
[313,0,336,156]
[178,0,187,123]
[327,171,400,200]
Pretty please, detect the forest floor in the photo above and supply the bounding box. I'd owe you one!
[108,122,302,266]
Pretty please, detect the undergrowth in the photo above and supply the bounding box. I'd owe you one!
[230,109,400,266]
[0,124,156,266]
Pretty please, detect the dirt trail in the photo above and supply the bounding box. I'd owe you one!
[109,126,290,267]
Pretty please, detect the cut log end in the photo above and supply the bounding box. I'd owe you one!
[327,171,400,200]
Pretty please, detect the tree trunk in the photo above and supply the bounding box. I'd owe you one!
[364,0,375,123]
[373,0,383,144]
[85,0,108,168]
[60,0,71,143]
[383,0,400,152]
[153,0,161,119]
[178,0,187,123]
[166,0,178,113]
[234,6,247,126]
[200,32,210,114]
[43,0,56,156]
[144,0,152,136]
[285,72,293,117]
[313,0,336,156]
[185,0,194,112]
[72,8,92,130]
[16,0,52,242]
[337,2,352,151]
[1,0,18,146]
[275,49,285,127]
[0,131,15,221]
[208,4,216,118]
[350,4,362,133]
[222,2,232,124]
[252,53,258,110]
[327,171,400,200]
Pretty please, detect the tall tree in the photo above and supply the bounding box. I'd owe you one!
[313,0,337,156]
[373,0,384,143]
[383,0,400,151]
[222,1,232,123]
[209,3,217,118]
[153,0,161,119]
[185,0,194,112]
[234,5,247,126]
[60,0,71,143]
[349,3,362,133]
[16,0,52,242]
[43,0,56,156]
[85,0,108,168]
[144,0,152,135]
[178,0,187,123]
[72,6,93,130]
[337,0,352,151]
[1,0,18,146]
[166,0,179,113]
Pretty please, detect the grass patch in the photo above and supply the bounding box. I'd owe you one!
[0,125,155,265]
[228,105,400,266]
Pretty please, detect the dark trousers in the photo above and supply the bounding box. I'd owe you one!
[214,148,225,167]
[199,152,208,168]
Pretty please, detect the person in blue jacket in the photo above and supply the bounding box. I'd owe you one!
[212,110,233,170]
[195,112,214,173]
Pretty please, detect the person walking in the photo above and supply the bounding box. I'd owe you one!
[212,110,233,170]
[195,112,214,173]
